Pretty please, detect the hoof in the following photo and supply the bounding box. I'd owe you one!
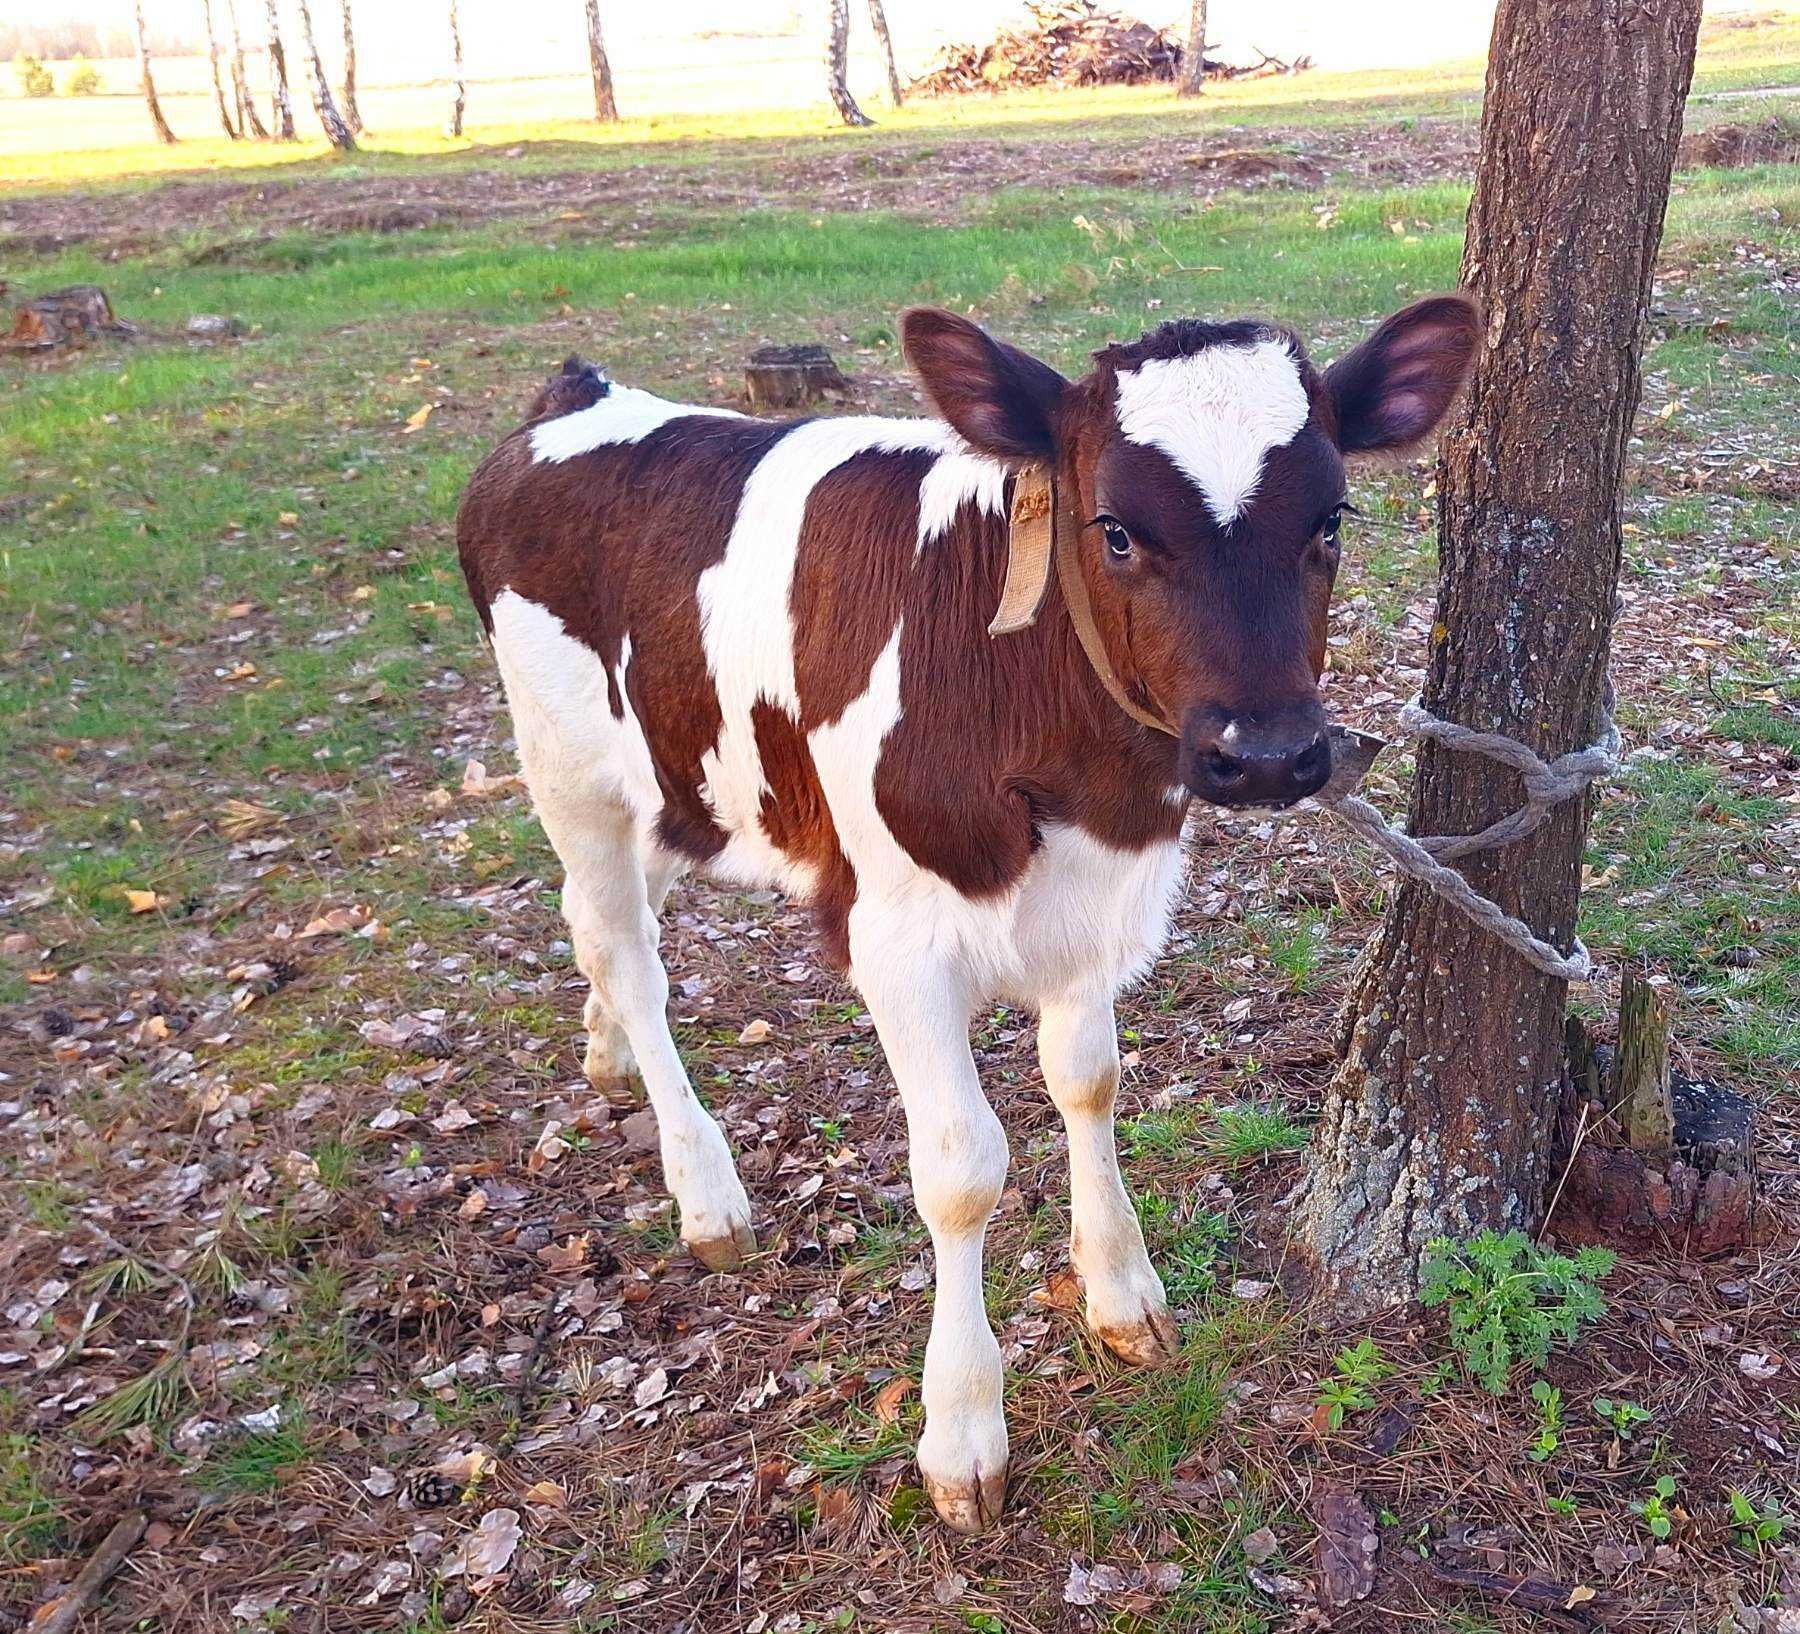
[1091,1300,1180,1367]
[923,1461,1008,1534]
[684,1220,757,1272]
[584,1069,642,1107]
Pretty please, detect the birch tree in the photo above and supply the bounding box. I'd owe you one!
[266,0,296,139]
[867,0,902,106]
[202,0,239,136]
[1177,0,1207,98]
[825,0,872,127]
[228,0,270,138]
[339,0,362,135]
[447,0,467,137]
[133,0,177,144]
[582,1,619,122]
[295,0,357,149]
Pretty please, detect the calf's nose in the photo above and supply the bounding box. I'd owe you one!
[1184,717,1332,809]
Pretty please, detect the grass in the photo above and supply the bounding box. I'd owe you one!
[0,1434,61,1563]
[200,1416,311,1495]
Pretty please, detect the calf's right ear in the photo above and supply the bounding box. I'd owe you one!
[900,308,1068,463]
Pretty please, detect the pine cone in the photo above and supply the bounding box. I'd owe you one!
[406,1469,461,1510]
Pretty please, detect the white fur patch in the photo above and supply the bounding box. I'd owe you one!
[916,446,1012,553]
[1113,338,1309,527]
[529,383,744,464]
[693,416,950,890]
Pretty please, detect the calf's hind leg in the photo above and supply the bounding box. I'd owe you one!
[549,800,755,1268]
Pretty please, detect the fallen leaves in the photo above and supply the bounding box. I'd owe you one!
[1313,1487,1378,1606]
[402,403,437,433]
[460,759,524,798]
[438,1506,520,1581]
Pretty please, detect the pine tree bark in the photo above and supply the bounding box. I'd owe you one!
[339,0,362,134]
[134,0,178,144]
[266,0,296,139]
[203,0,239,137]
[296,0,356,149]
[447,0,467,137]
[583,0,619,122]
[1178,0,1207,98]
[228,0,270,138]
[825,0,873,127]
[867,0,903,106]
[1293,0,1703,1315]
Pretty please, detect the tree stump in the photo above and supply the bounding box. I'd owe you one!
[1553,987,1757,1256]
[5,287,138,351]
[745,345,849,411]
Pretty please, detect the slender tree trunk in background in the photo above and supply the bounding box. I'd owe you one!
[867,0,903,105]
[1177,0,1207,97]
[203,0,239,136]
[825,0,872,127]
[339,0,362,134]
[1293,0,1703,1315]
[133,0,178,144]
[229,0,270,139]
[266,0,296,139]
[583,0,619,121]
[447,0,467,137]
[296,0,357,149]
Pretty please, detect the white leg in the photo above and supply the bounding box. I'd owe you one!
[855,939,1010,1533]
[579,842,684,1099]
[1038,993,1176,1366]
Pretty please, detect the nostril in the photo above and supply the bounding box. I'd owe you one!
[1205,749,1246,785]
[1289,734,1330,787]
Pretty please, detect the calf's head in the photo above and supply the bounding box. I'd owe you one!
[901,298,1479,808]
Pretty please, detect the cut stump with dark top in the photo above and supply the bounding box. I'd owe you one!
[1554,997,1757,1256]
[5,286,140,351]
[745,344,850,410]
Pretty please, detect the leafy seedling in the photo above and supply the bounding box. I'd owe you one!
[1315,1337,1391,1432]
[1527,1380,1564,1462]
[1593,1397,1652,1440]
[1631,1474,1678,1540]
[1419,1231,1614,1393]
[1727,1490,1787,1555]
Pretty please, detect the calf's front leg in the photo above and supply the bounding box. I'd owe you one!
[856,949,1010,1534]
[1038,993,1177,1365]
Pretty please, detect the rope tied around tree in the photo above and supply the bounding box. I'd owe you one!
[1313,684,1621,983]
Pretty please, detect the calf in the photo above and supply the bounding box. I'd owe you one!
[456,298,1478,1531]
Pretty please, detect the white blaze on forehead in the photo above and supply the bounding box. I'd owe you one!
[1112,338,1310,527]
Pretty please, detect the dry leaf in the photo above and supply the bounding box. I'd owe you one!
[123,888,165,915]
[522,1479,567,1508]
[278,510,299,525]
[439,1506,520,1580]
[873,1375,916,1425]
[737,1018,773,1044]
[537,1233,590,1272]
[403,403,436,432]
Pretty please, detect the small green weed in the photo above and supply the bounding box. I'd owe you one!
[1526,1380,1563,1462]
[0,1434,61,1562]
[1418,1231,1614,1393]
[1315,1338,1391,1432]
[1631,1473,1678,1540]
[1592,1396,1653,1440]
[1727,1489,1787,1555]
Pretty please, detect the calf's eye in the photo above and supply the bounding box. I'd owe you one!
[1100,518,1132,559]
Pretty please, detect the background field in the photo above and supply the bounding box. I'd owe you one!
[3,12,1799,1632]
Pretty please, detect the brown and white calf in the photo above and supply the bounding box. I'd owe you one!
[456,297,1477,1531]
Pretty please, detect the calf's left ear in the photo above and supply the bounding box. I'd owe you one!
[901,307,1068,463]
[1324,294,1480,455]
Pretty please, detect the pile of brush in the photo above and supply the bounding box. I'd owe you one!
[910,0,1308,96]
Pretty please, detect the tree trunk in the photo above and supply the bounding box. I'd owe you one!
[583,0,620,121]
[203,0,239,137]
[134,0,178,144]
[825,0,873,127]
[228,0,270,139]
[266,0,296,139]
[296,0,357,149]
[447,0,467,137]
[1293,0,1703,1315]
[867,0,903,106]
[1178,0,1207,97]
[339,0,362,134]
